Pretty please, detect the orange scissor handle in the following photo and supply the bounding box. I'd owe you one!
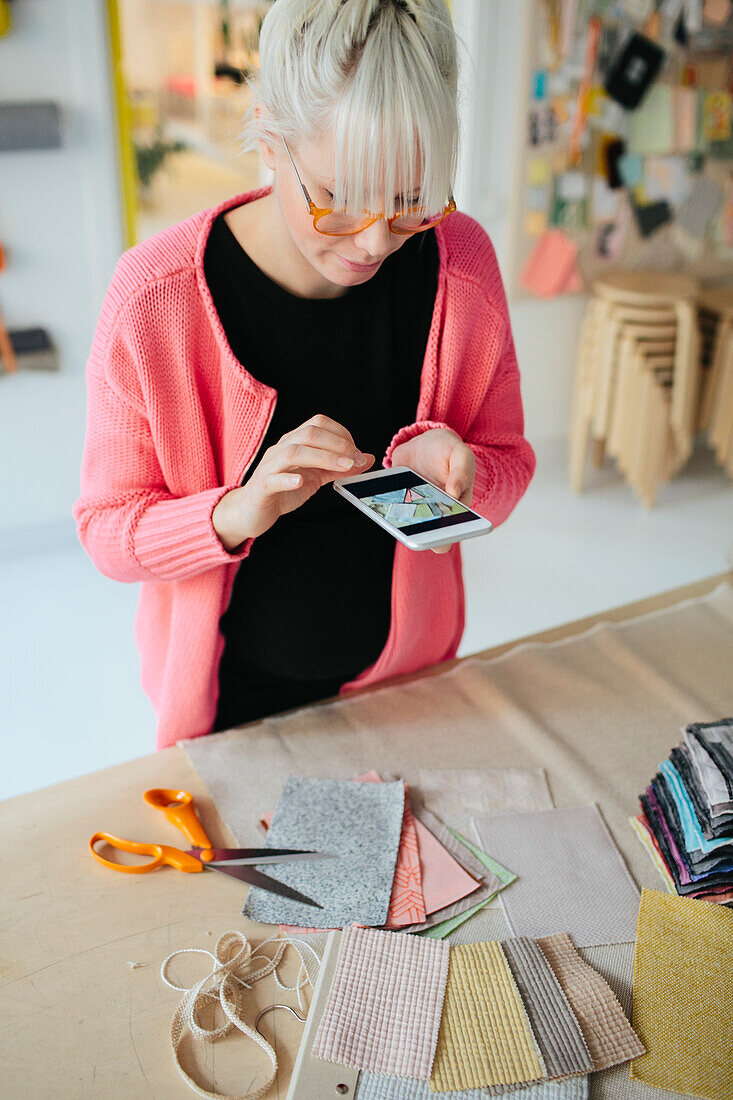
[143,788,215,860]
[89,831,204,874]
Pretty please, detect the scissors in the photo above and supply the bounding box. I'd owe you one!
[89,788,334,908]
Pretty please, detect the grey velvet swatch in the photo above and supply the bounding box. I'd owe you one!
[242,775,404,927]
[494,937,593,1083]
[471,806,640,947]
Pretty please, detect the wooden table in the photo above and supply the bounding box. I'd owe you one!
[2,573,731,1099]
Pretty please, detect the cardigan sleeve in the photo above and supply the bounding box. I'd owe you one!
[73,311,254,583]
[383,298,536,529]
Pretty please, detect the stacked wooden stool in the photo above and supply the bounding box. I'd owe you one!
[698,287,733,479]
[570,272,701,506]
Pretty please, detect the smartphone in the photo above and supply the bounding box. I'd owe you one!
[333,466,493,551]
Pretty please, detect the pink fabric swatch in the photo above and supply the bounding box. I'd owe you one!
[313,925,449,1077]
[414,816,481,915]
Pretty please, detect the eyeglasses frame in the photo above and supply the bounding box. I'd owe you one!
[281,137,456,236]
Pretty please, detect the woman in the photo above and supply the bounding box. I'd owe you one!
[74,0,536,749]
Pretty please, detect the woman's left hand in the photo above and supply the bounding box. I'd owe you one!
[390,428,476,554]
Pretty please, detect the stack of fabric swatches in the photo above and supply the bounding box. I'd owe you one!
[308,923,644,1097]
[631,717,733,905]
[243,770,523,934]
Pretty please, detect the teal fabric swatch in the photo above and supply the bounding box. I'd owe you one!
[659,759,732,856]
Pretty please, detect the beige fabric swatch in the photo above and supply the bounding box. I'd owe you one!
[536,933,645,1073]
[471,806,640,947]
[430,941,544,1092]
[418,767,552,819]
[445,906,511,946]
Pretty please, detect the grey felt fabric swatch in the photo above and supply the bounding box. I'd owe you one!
[242,775,404,928]
[471,806,640,947]
[494,937,593,1084]
[356,1072,590,1099]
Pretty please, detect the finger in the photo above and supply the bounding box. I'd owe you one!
[283,424,369,466]
[316,453,376,483]
[263,472,303,493]
[288,424,365,464]
[431,544,453,554]
[302,414,356,447]
[278,443,375,474]
[445,446,475,502]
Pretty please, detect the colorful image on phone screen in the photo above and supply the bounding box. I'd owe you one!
[359,481,468,529]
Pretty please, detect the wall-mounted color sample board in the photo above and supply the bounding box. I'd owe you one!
[510,0,733,299]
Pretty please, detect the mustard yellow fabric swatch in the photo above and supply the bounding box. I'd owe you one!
[429,940,544,1092]
[631,888,733,1100]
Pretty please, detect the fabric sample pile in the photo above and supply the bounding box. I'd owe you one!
[243,770,522,933]
[308,924,643,1096]
[632,717,733,904]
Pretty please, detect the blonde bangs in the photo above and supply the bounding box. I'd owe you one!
[240,0,458,217]
[330,7,458,217]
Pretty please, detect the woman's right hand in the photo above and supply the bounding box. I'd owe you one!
[212,413,374,551]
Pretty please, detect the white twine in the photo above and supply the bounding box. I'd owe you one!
[160,930,320,1100]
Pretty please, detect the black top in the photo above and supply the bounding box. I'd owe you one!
[204,209,439,722]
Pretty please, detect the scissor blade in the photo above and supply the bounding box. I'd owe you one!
[204,862,323,908]
[192,848,336,866]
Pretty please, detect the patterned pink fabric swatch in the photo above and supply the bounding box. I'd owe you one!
[312,925,449,1077]
[384,788,426,926]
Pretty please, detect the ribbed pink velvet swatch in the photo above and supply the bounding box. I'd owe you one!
[312,925,449,1078]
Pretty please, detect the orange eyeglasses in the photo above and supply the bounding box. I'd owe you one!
[282,138,456,237]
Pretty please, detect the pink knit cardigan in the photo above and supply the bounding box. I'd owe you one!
[74,187,536,749]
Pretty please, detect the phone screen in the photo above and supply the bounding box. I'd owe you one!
[346,470,473,535]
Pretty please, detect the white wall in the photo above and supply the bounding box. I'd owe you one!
[452,0,586,445]
[0,1,124,538]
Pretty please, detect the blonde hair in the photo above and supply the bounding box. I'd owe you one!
[240,0,459,218]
